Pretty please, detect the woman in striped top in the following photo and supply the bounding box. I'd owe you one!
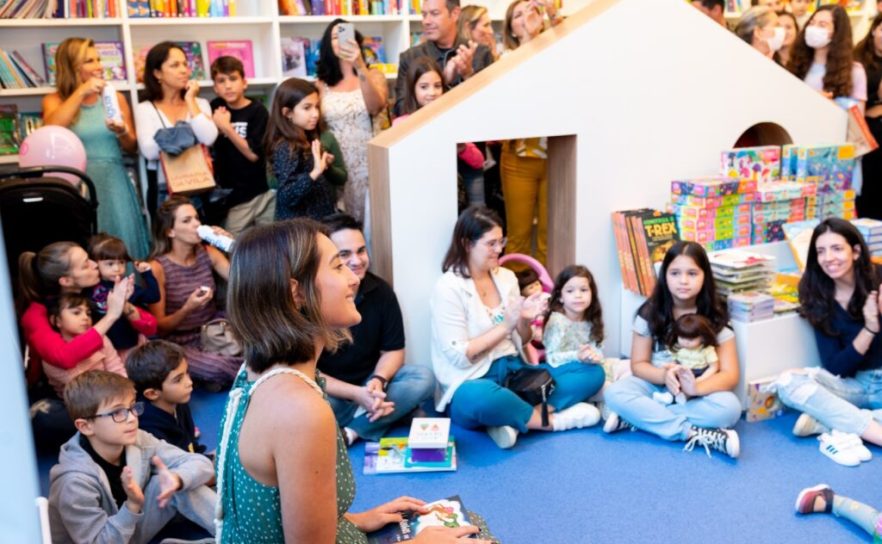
[148,195,242,389]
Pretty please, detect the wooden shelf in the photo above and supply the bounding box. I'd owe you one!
[0,155,19,165]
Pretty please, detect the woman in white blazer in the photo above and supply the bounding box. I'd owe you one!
[430,206,603,449]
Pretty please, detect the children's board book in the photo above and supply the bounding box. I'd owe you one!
[206,40,255,78]
[363,437,456,475]
[408,417,450,449]
[367,496,474,543]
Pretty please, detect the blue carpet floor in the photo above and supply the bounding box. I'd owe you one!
[38,389,882,543]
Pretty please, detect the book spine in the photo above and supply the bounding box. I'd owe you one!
[7,52,36,87]
[610,213,633,294]
[612,212,637,294]
[624,213,646,296]
[0,53,21,89]
[633,215,656,296]
[11,52,45,86]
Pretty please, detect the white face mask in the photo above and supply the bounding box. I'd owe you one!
[805,25,832,49]
[766,27,786,52]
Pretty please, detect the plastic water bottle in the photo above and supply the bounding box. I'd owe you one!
[102,83,123,125]
[197,225,234,252]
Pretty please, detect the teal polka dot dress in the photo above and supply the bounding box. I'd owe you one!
[216,368,367,543]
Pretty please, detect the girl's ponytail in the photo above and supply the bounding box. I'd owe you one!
[17,251,41,304]
[17,242,77,305]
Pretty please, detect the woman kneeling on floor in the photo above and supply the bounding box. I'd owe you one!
[603,241,742,459]
[430,206,604,450]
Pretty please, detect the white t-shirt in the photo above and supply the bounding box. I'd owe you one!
[633,315,734,367]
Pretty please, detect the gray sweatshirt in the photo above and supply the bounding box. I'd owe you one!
[48,430,215,544]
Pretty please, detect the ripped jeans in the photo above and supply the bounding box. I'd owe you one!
[776,368,882,435]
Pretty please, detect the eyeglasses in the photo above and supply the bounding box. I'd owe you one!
[90,402,144,423]
[482,237,508,250]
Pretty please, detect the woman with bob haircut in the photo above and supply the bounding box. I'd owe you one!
[775,218,882,462]
[215,218,490,543]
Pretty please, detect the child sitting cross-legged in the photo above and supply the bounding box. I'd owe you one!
[125,340,207,456]
[652,314,720,406]
[48,370,216,544]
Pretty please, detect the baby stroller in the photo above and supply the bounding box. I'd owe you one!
[0,165,97,297]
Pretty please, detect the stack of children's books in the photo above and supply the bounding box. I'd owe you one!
[363,418,456,475]
[727,291,775,322]
[708,249,776,298]
[852,218,882,259]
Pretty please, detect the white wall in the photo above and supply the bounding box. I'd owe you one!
[375,0,846,364]
[0,216,43,542]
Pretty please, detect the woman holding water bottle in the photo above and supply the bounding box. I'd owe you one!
[43,37,150,260]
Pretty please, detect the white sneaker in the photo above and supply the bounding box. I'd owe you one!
[602,411,635,433]
[818,433,861,466]
[830,430,872,462]
[792,413,830,437]
[487,425,518,449]
[551,403,601,431]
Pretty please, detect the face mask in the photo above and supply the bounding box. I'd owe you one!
[766,27,786,52]
[805,25,832,49]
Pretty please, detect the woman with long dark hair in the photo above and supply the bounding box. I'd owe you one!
[787,4,867,108]
[316,19,388,223]
[776,218,882,464]
[603,241,742,459]
[854,14,882,219]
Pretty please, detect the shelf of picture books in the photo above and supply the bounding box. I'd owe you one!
[1,0,121,19]
[612,141,869,323]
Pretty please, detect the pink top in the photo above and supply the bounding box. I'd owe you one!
[392,114,484,169]
[43,335,126,397]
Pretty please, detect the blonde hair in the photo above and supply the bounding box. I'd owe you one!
[457,5,489,45]
[734,6,776,45]
[55,38,96,101]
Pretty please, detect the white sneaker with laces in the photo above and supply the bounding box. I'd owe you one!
[552,402,601,431]
[792,413,830,437]
[830,430,872,462]
[487,425,518,449]
[683,427,740,459]
[818,433,861,466]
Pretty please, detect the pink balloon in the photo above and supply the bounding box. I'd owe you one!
[18,125,87,186]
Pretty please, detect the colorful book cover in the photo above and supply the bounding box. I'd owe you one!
[367,496,473,544]
[18,111,43,141]
[173,41,207,80]
[721,145,781,183]
[782,220,820,272]
[95,41,127,81]
[206,40,255,78]
[363,437,456,475]
[362,36,386,65]
[0,105,20,155]
[280,37,308,78]
[42,42,59,86]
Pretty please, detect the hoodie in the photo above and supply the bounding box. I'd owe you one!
[48,430,215,544]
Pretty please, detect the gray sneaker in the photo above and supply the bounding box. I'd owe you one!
[684,426,740,459]
[602,412,635,433]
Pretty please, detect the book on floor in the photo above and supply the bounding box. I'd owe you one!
[363,437,456,475]
[407,417,450,450]
[367,495,474,543]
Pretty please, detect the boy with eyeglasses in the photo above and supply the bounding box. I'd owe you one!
[48,370,216,544]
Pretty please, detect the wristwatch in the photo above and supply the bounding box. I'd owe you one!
[368,374,388,391]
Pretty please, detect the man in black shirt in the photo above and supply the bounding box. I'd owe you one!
[393,0,494,116]
[319,214,435,446]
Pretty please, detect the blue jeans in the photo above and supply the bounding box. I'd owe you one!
[604,375,742,441]
[448,355,605,432]
[326,365,435,441]
[776,368,882,435]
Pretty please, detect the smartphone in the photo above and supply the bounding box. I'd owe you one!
[337,23,355,46]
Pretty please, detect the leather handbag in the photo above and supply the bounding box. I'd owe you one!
[200,318,242,357]
[504,367,556,426]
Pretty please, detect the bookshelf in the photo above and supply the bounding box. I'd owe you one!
[0,0,589,166]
